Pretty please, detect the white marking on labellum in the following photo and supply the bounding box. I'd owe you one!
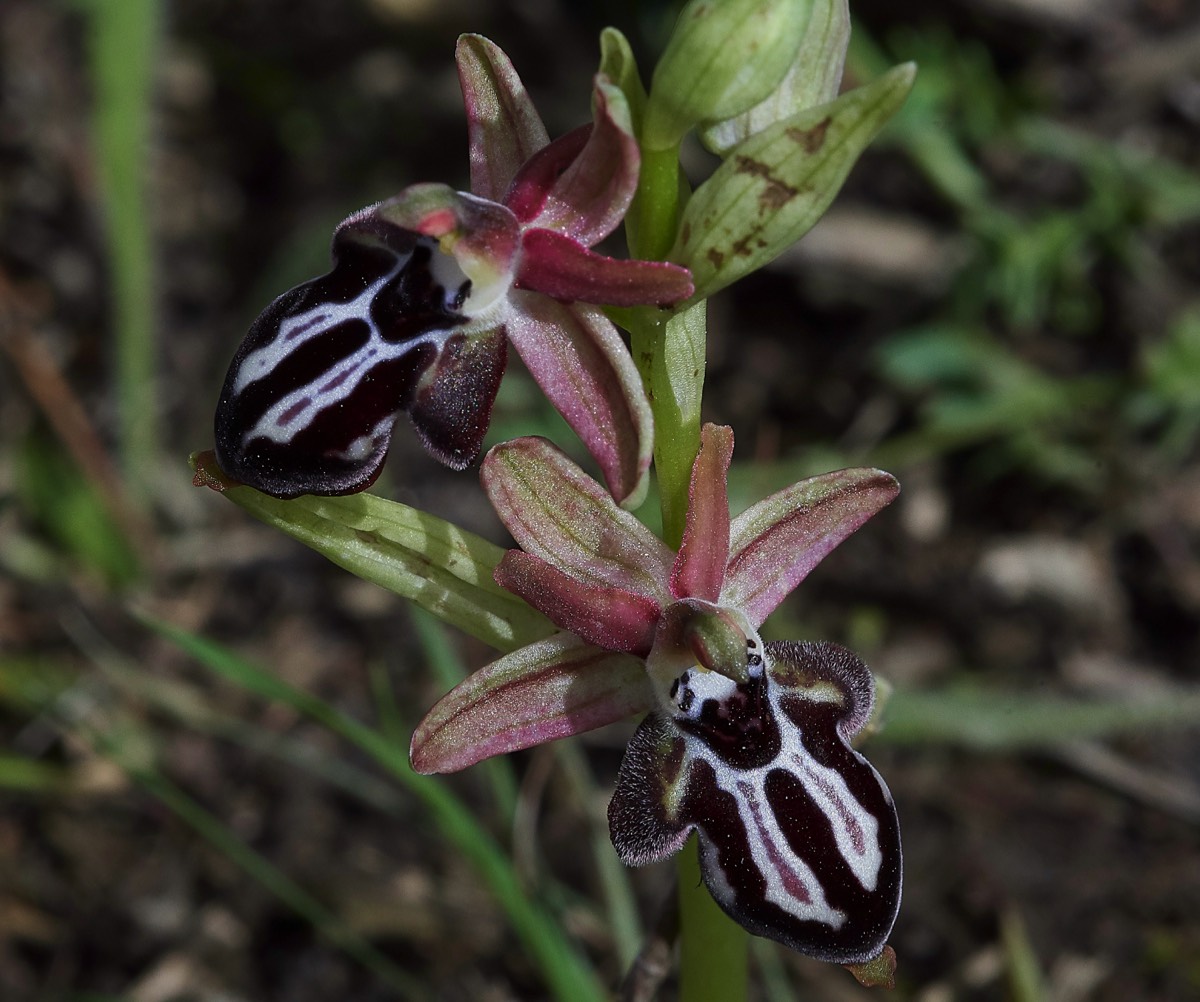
[665,642,885,933]
[233,259,405,396]
[788,749,882,892]
[332,416,396,463]
[233,252,474,450]
[734,777,845,928]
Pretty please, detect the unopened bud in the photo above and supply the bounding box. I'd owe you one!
[643,0,810,150]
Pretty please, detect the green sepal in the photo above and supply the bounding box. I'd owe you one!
[672,62,917,302]
[598,27,647,138]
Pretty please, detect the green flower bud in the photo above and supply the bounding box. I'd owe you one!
[701,0,850,155]
[643,0,812,151]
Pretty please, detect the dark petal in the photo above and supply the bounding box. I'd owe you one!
[608,712,692,866]
[214,221,474,498]
[663,642,901,964]
[409,327,507,470]
[674,664,781,771]
[767,639,877,742]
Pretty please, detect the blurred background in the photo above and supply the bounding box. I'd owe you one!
[2,0,1200,999]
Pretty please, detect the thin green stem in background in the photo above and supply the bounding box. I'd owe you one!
[85,0,161,497]
[91,727,425,998]
[142,615,608,1002]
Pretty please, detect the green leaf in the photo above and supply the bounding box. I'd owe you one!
[192,453,553,653]
[672,62,916,302]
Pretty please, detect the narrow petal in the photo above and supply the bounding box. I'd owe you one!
[482,436,674,602]
[516,228,694,307]
[410,632,653,774]
[723,468,899,626]
[456,34,549,203]
[518,78,640,246]
[670,423,734,602]
[506,293,652,507]
[496,551,661,654]
[408,327,507,469]
[608,712,693,866]
[504,125,592,224]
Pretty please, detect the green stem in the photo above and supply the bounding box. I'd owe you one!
[620,106,750,1002]
[627,303,706,547]
[630,142,684,262]
[678,839,749,1001]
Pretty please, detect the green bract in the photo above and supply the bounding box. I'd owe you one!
[191,452,554,653]
[643,0,812,151]
[672,62,916,302]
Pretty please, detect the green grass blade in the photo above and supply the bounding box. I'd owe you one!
[1001,907,1048,1002]
[84,722,423,997]
[141,614,607,1002]
[84,0,160,495]
[882,684,1200,750]
[0,753,69,793]
[554,740,642,970]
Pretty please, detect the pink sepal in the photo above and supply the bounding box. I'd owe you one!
[410,632,654,774]
[506,293,652,507]
[517,228,694,307]
[456,34,549,203]
[496,551,661,655]
[723,468,900,626]
[482,436,673,599]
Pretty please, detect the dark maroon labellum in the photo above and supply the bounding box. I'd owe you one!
[213,213,504,498]
[609,640,901,965]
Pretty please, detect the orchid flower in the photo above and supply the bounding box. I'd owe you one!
[411,424,903,964]
[212,35,691,508]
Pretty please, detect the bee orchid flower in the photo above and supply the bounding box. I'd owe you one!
[411,424,903,964]
[213,35,691,508]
